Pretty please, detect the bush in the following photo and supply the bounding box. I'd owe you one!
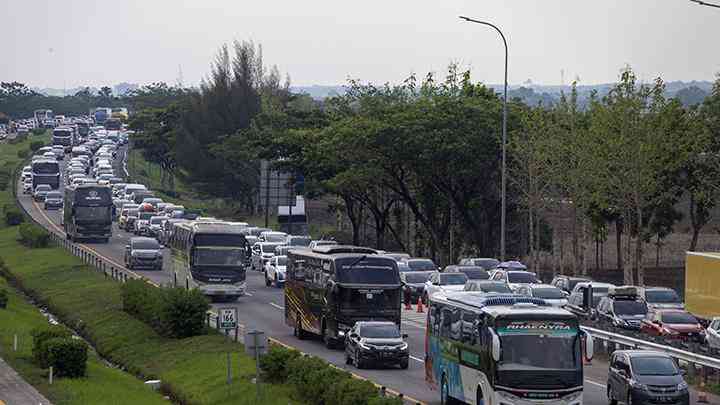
[323,378,379,405]
[368,397,403,405]
[160,288,210,338]
[17,149,29,159]
[4,206,24,226]
[31,326,72,368]
[0,288,7,309]
[45,337,88,377]
[18,223,49,248]
[29,140,45,152]
[121,281,210,338]
[0,168,10,190]
[31,128,45,136]
[287,355,350,404]
[260,345,301,383]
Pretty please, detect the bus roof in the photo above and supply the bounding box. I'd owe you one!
[190,222,242,234]
[311,245,377,255]
[431,291,575,318]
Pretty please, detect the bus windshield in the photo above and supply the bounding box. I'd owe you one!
[336,257,400,285]
[33,162,59,174]
[497,322,580,371]
[339,287,400,309]
[75,206,111,222]
[193,248,245,266]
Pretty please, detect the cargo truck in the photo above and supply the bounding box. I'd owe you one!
[684,252,720,323]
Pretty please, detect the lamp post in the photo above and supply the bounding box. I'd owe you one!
[690,0,720,8]
[459,16,509,260]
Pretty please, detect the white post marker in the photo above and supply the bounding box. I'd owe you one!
[245,330,267,402]
[218,307,238,330]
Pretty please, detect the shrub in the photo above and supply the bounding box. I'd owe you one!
[0,168,10,190]
[17,149,29,159]
[45,337,88,377]
[31,326,72,367]
[18,223,49,248]
[4,206,24,226]
[0,288,7,309]
[120,279,162,328]
[287,355,350,404]
[367,397,403,405]
[31,128,45,136]
[323,378,379,405]
[160,288,210,338]
[260,345,301,383]
[29,140,45,152]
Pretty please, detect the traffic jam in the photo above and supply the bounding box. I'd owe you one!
[17,109,717,405]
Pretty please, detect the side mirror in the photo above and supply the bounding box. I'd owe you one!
[584,331,594,361]
[349,333,359,339]
[491,330,501,362]
[402,334,408,339]
[124,245,130,250]
[618,370,629,379]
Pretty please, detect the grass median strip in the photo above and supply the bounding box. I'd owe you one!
[0,228,298,405]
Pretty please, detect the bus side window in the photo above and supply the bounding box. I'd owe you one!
[440,308,453,338]
[431,303,442,335]
[460,310,478,345]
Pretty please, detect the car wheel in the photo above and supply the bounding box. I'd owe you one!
[294,313,307,340]
[441,375,457,405]
[265,273,271,287]
[345,351,352,365]
[607,385,617,405]
[626,391,633,405]
[355,349,364,369]
[399,358,409,369]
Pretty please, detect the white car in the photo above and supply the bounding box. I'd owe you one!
[264,255,288,287]
[707,317,720,349]
[21,166,32,181]
[22,179,33,194]
[515,284,568,307]
[423,272,469,302]
[250,242,283,271]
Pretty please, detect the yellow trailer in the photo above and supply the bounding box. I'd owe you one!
[685,252,720,320]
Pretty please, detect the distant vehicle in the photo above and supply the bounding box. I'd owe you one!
[104,118,122,130]
[250,242,284,271]
[423,272,469,302]
[52,127,74,152]
[707,317,720,349]
[345,321,409,369]
[34,109,53,128]
[685,252,720,323]
[43,191,63,210]
[463,280,513,293]
[286,245,401,348]
[516,283,568,307]
[259,231,288,243]
[489,269,539,291]
[457,257,500,270]
[131,190,155,204]
[264,255,288,287]
[63,184,113,242]
[31,159,61,190]
[384,252,411,262]
[51,145,65,160]
[400,271,433,303]
[565,282,615,317]
[33,184,52,201]
[426,292,591,405]
[22,178,33,194]
[147,216,166,237]
[167,222,249,300]
[110,107,129,122]
[93,107,112,124]
[607,351,689,405]
[21,166,32,181]
[550,275,592,294]
[308,239,338,250]
[124,237,163,270]
[134,211,155,236]
[637,287,684,310]
[403,258,439,272]
[443,265,489,280]
[285,235,311,247]
[640,309,705,342]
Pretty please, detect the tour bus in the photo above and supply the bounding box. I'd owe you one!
[34,109,53,128]
[63,184,113,242]
[285,245,402,348]
[168,221,248,300]
[52,127,75,152]
[31,159,61,189]
[426,292,592,405]
[94,107,112,124]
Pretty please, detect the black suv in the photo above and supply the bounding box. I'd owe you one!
[596,291,648,330]
[607,350,689,405]
[345,321,409,369]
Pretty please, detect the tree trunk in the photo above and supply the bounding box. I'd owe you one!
[689,195,701,251]
[571,205,578,275]
[635,203,645,286]
[534,213,541,274]
[581,217,588,276]
[528,208,535,268]
[623,219,633,285]
[615,220,623,273]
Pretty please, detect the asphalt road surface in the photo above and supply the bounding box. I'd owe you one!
[18,146,698,405]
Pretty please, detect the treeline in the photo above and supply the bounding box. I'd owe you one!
[127,41,720,285]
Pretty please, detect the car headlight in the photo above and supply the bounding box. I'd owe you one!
[358,341,371,350]
[677,381,688,391]
[398,342,408,351]
[629,380,648,391]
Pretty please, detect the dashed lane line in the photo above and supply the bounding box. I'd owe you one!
[269,302,284,310]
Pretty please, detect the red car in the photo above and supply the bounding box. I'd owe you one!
[640,309,705,342]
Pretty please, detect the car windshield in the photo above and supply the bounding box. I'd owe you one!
[193,248,244,266]
[440,273,468,285]
[662,312,697,324]
[46,192,62,199]
[133,240,160,250]
[508,272,538,284]
[128,209,139,216]
[275,256,288,266]
[459,268,489,280]
[613,300,647,316]
[533,288,566,299]
[264,234,286,243]
[568,279,590,291]
[36,185,51,192]
[473,258,500,269]
[360,324,400,339]
[630,357,678,376]
[407,259,436,271]
[288,237,311,246]
[404,272,431,283]
[150,218,163,224]
[261,244,280,253]
[646,290,681,304]
[477,282,512,293]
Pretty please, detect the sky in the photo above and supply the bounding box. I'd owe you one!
[2,0,719,89]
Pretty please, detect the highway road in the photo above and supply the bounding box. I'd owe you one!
[18,145,709,405]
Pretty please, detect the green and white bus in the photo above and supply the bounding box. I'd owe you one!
[168,221,249,301]
[425,292,592,405]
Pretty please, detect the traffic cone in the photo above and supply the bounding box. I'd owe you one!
[698,381,709,403]
[416,296,424,313]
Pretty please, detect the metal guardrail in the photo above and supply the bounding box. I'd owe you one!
[583,325,720,373]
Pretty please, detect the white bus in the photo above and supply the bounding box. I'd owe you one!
[168,221,249,301]
[426,292,592,405]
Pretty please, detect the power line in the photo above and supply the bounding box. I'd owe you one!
[690,0,720,9]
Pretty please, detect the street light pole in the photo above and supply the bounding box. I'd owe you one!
[690,0,720,9]
[459,16,509,260]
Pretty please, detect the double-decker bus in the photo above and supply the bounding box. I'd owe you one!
[168,221,248,300]
[426,292,592,405]
[31,159,61,190]
[63,184,113,242]
[285,245,402,348]
[52,127,75,152]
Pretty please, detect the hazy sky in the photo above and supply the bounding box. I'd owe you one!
[3,0,719,89]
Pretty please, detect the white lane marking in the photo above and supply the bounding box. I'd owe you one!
[585,379,606,388]
[410,355,424,363]
[269,302,284,310]
[245,292,254,297]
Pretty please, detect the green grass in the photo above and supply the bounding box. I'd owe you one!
[0,277,169,405]
[0,230,298,405]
